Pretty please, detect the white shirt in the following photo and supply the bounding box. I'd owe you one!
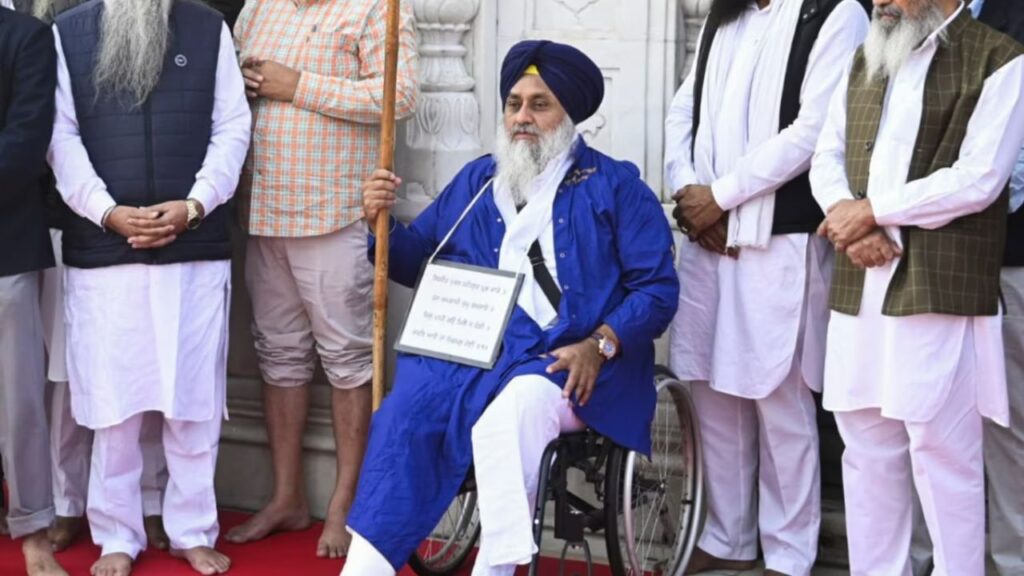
[0,0,14,10]
[49,24,251,225]
[810,3,1024,424]
[665,0,868,397]
[49,24,251,428]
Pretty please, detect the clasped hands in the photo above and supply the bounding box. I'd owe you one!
[816,199,901,268]
[672,184,737,258]
[241,57,300,102]
[105,201,192,250]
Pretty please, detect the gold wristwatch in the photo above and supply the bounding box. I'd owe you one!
[185,199,203,230]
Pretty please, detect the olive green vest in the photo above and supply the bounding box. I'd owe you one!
[832,11,1024,317]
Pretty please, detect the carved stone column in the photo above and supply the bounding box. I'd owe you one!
[680,0,711,76]
[395,0,483,221]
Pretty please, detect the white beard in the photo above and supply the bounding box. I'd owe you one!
[494,116,577,207]
[863,1,948,84]
[94,0,174,107]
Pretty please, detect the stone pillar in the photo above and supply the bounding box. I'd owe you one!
[680,0,711,77]
[394,0,483,222]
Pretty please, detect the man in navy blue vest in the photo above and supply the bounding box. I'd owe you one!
[47,0,250,575]
[12,0,174,555]
[0,6,67,576]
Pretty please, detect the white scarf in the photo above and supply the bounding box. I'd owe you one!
[493,137,578,328]
[694,0,804,248]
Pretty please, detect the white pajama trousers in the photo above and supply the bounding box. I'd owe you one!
[49,381,167,518]
[341,375,584,576]
[88,410,222,558]
[835,372,985,576]
[691,367,821,576]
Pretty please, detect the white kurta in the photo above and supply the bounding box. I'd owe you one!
[809,3,1024,426]
[49,24,251,429]
[665,0,868,398]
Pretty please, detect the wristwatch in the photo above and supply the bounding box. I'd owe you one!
[591,331,618,361]
[185,199,203,231]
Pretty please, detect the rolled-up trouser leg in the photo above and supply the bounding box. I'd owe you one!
[0,272,56,538]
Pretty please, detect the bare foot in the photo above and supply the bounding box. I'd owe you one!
[90,553,132,576]
[223,501,311,544]
[684,547,757,575]
[316,500,351,559]
[48,516,84,552]
[171,546,231,575]
[23,531,69,576]
[144,515,170,550]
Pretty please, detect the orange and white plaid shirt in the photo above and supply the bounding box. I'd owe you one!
[235,0,418,237]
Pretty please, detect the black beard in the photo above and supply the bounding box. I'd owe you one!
[709,0,755,25]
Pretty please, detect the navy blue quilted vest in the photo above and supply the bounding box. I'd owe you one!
[56,0,230,269]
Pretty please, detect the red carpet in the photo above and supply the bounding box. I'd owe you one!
[0,511,613,575]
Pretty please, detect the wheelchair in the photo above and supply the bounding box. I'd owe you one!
[409,366,705,576]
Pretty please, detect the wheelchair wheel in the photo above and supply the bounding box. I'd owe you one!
[408,489,481,576]
[605,370,705,576]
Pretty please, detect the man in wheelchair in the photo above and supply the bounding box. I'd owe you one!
[341,40,679,576]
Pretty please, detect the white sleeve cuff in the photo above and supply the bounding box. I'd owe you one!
[188,183,219,217]
[711,173,744,211]
[84,192,117,228]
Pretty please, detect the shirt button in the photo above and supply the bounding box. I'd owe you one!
[493,248,498,253]
[559,252,566,258]
[497,218,502,223]
[558,218,565,224]
[864,141,874,152]
[563,284,570,291]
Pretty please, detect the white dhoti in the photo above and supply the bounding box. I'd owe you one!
[41,231,168,518]
[340,374,585,576]
[64,260,230,558]
[671,235,831,576]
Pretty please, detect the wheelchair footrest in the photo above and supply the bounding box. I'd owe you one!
[558,539,593,576]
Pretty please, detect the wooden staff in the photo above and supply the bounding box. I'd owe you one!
[373,0,402,411]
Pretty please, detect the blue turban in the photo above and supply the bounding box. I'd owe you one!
[500,40,604,125]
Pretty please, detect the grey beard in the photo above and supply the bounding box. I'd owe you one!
[863,2,948,84]
[94,0,174,108]
[494,116,577,207]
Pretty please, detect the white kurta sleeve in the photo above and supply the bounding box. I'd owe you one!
[663,23,705,194]
[809,57,856,213]
[48,27,116,228]
[187,23,252,215]
[871,56,1024,229]
[711,0,870,211]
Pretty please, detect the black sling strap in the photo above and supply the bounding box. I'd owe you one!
[516,204,562,311]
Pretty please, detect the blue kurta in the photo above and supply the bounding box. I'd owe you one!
[348,142,679,569]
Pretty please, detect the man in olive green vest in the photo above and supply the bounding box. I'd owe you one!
[809,0,1024,572]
